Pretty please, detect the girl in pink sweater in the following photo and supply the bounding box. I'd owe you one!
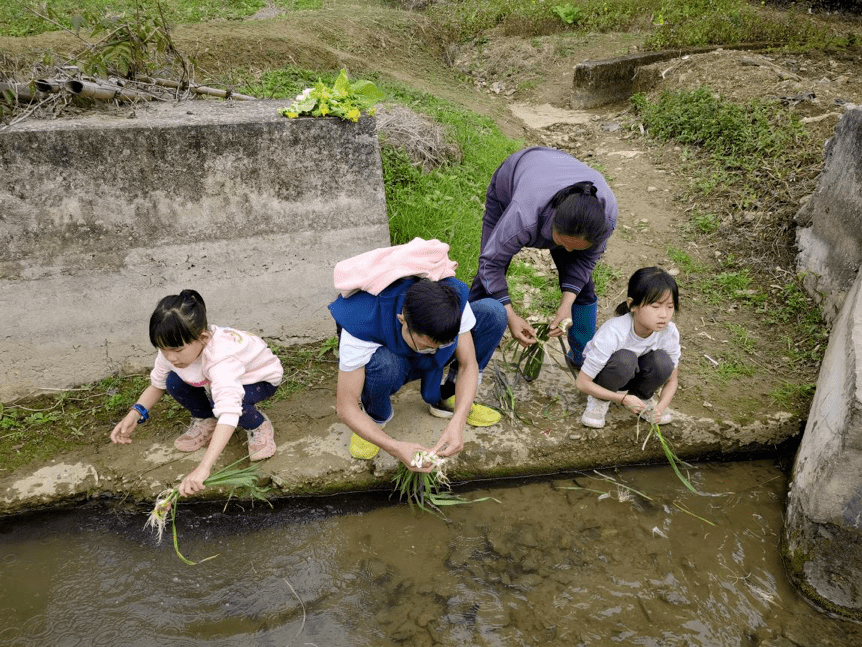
[110,289,283,496]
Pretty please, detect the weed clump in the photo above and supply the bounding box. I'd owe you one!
[376,103,463,171]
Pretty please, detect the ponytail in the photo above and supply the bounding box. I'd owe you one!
[551,181,609,242]
[149,289,209,348]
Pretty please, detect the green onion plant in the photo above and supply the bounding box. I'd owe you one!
[392,451,497,519]
[145,457,271,565]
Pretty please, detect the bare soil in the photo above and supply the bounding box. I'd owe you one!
[4,1,862,470]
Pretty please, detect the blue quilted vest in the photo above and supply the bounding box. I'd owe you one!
[328,277,468,404]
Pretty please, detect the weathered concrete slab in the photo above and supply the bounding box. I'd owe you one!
[784,267,862,619]
[572,44,775,109]
[0,100,390,401]
[0,348,800,516]
[572,50,685,109]
[783,106,862,619]
[796,106,862,324]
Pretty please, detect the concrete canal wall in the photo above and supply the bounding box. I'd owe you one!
[0,100,390,402]
[784,106,862,619]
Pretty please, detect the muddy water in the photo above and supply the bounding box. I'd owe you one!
[1,459,859,646]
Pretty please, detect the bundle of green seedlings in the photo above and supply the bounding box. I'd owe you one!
[514,319,576,382]
[639,419,699,494]
[145,457,271,565]
[516,322,551,381]
[392,450,497,518]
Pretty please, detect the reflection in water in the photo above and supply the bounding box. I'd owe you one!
[1,459,859,646]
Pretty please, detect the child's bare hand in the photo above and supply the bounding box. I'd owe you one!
[110,412,138,444]
[179,465,211,497]
[622,394,647,415]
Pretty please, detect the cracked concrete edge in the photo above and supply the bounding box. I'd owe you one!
[0,404,801,518]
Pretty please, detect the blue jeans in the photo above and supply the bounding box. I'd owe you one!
[165,372,277,429]
[361,298,507,424]
[592,349,674,400]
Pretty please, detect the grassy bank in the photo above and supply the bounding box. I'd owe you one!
[4,0,856,50]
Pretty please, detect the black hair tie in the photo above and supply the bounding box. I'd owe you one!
[550,181,597,208]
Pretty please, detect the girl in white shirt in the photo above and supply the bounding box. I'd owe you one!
[110,289,283,496]
[575,267,680,428]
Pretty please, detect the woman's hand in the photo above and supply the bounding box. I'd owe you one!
[548,295,576,338]
[506,307,537,347]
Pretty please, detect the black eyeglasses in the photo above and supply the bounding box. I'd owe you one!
[406,323,438,354]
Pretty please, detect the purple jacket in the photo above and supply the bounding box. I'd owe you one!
[475,147,617,303]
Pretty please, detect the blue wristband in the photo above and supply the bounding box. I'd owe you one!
[132,403,149,424]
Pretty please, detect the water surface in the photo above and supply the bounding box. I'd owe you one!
[1,459,858,646]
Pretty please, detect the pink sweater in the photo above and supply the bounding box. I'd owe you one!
[151,325,283,428]
[333,237,458,296]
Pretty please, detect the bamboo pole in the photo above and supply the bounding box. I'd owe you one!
[65,80,150,103]
[34,79,63,93]
[0,82,39,103]
[137,76,257,101]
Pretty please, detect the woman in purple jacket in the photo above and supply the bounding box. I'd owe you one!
[469,147,618,368]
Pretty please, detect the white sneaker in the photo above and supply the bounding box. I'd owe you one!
[581,396,611,428]
[640,407,673,425]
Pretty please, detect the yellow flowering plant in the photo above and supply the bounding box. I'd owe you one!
[279,69,384,122]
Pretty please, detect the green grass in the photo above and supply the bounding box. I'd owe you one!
[725,322,756,355]
[708,356,755,383]
[632,87,809,178]
[425,0,850,49]
[1,0,322,38]
[770,381,816,410]
[368,82,522,283]
[666,246,705,274]
[5,0,853,51]
[0,339,337,473]
[592,261,622,298]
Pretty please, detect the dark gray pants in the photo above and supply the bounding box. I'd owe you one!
[592,349,674,400]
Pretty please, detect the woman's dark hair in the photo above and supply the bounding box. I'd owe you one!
[614,267,680,316]
[402,279,461,344]
[550,181,609,243]
[149,289,208,348]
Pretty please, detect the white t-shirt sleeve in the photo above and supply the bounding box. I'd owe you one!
[460,302,476,334]
[338,329,381,372]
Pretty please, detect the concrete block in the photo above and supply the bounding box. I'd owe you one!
[0,100,390,401]
[784,267,862,618]
[796,106,862,324]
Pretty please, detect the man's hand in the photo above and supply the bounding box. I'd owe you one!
[392,440,436,473]
[431,421,464,458]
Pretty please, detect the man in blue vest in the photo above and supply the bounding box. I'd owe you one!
[329,276,507,470]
